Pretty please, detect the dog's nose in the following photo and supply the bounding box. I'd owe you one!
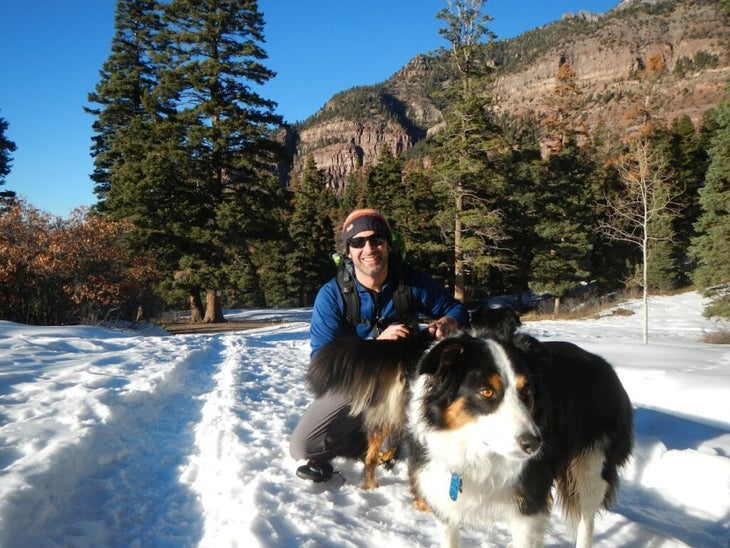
[517,432,542,455]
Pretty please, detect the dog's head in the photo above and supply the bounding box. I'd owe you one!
[413,332,548,461]
[469,305,522,339]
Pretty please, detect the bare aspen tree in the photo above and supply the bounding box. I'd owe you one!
[598,138,681,344]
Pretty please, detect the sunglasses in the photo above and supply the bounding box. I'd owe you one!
[348,234,387,249]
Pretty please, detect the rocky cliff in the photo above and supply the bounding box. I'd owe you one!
[282,0,729,189]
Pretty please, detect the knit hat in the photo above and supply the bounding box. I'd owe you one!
[342,208,392,250]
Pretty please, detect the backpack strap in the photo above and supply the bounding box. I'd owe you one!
[335,254,414,329]
[336,258,360,327]
[390,254,413,325]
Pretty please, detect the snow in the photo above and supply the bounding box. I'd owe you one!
[0,292,728,547]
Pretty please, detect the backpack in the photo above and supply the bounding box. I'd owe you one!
[335,253,413,332]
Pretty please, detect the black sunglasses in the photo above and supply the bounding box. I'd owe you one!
[348,234,387,249]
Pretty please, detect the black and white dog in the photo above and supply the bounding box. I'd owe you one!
[408,330,633,547]
[306,315,633,547]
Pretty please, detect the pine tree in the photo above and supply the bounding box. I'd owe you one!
[431,0,505,302]
[86,0,194,314]
[86,0,166,210]
[690,96,730,293]
[392,159,447,277]
[364,145,403,216]
[0,114,17,207]
[288,155,336,306]
[663,115,709,284]
[89,0,284,319]
[540,61,586,155]
[530,142,596,313]
[499,141,542,301]
[529,59,598,313]
[156,0,283,321]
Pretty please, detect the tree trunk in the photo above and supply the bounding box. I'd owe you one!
[642,236,649,345]
[453,189,465,302]
[203,288,225,323]
[188,291,204,323]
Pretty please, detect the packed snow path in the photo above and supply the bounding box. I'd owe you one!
[0,293,728,546]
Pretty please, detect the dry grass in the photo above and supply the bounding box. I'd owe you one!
[702,329,730,345]
[522,298,635,322]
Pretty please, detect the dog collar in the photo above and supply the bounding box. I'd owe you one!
[449,471,462,501]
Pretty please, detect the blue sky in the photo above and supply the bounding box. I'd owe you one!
[0,0,618,218]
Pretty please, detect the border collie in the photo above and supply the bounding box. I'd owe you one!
[408,331,634,548]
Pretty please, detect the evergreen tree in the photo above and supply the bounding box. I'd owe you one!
[431,0,506,302]
[392,159,447,277]
[499,140,542,302]
[690,96,730,293]
[288,155,336,306]
[646,212,680,290]
[660,116,708,285]
[530,142,596,313]
[0,114,17,206]
[540,61,586,155]
[340,169,366,215]
[364,145,403,216]
[86,0,166,210]
[90,0,284,319]
[529,59,598,313]
[157,0,283,321]
[86,0,193,314]
[588,120,637,288]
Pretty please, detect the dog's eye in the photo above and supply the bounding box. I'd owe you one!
[480,387,495,400]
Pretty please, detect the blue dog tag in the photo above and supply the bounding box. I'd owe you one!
[449,472,462,501]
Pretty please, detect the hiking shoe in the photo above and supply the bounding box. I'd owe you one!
[296,460,333,483]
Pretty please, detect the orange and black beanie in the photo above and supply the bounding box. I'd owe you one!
[342,209,392,250]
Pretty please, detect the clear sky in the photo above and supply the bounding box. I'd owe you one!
[0,0,618,218]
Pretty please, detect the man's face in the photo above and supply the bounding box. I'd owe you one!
[347,230,390,278]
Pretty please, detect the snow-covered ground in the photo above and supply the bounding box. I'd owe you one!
[0,292,728,547]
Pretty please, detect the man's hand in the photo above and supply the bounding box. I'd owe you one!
[426,316,458,339]
[377,323,411,340]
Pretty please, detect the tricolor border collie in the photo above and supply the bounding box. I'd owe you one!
[306,324,633,547]
[409,331,633,547]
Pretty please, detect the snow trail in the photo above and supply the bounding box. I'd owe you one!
[0,331,215,545]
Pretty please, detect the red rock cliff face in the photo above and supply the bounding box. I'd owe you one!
[493,0,729,130]
[294,118,414,190]
[284,0,729,190]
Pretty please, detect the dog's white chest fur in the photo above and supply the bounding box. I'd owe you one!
[417,456,525,527]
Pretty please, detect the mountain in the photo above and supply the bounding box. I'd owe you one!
[279,0,729,190]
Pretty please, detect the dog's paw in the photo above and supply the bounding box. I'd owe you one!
[412,497,431,512]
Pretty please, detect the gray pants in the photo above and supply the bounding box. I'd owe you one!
[289,390,367,462]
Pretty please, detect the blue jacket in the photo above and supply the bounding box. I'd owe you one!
[310,264,469,358]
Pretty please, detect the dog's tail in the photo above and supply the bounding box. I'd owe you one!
[306,333,429,415]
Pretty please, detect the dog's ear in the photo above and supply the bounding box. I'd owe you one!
[418,339,465,375]
[512,333,552,367]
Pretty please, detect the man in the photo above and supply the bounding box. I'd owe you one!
[290,208,469,482]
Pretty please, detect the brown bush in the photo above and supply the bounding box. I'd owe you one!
[0,200,159,325]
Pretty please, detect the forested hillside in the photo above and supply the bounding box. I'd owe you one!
[286,0,729,188]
